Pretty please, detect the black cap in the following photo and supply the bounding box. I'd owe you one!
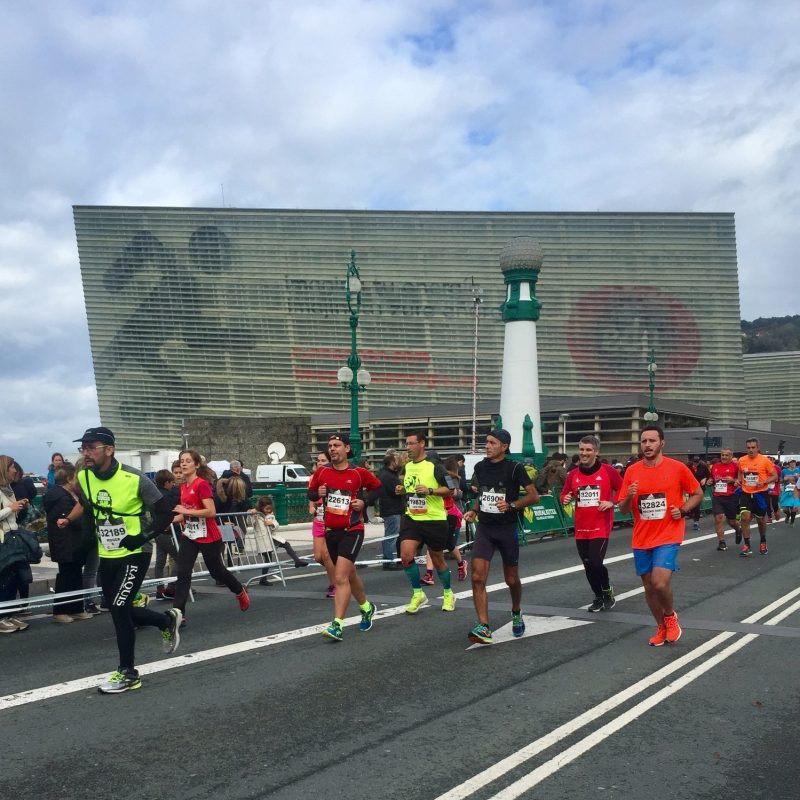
[487,429,512,446]
[328,432,350,446]
[73,426,115,446]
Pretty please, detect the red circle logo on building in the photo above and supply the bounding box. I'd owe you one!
[565,286,701,391]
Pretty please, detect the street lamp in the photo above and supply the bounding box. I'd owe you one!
[643,348,658,422]
[470,278,483,454]
[558,413,570,454]
[337,250,371,461]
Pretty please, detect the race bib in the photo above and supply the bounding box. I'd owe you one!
[743,472,758,488]
[98,520,127,551]
[326,491,351,516]
[184,517,208,540]
[714,480,728,494]
[408,495,428,515]
[638,493,667,520]
[576,485,601,507]
[479,490,504,514]
[315,503,324,521]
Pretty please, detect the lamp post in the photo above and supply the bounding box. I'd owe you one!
[643,348,658,422]
[558,413,570,454]
[470,278,483,454]
[337,250,371,461]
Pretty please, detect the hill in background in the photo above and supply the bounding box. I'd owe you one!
[741,315,800,354]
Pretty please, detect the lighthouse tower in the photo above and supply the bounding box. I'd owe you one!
[498,237,544,455]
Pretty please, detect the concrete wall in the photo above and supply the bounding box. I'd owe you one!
[185,415,312,471]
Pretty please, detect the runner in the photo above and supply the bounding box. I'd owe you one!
[560,435,622,611]
[617,425,703,646]
[309,451,338,596]
[307,433,382,642]
[395,432,456,616]
[779,459,800,525]
[709,448,742,550]
[171,449,250,616]
[73,427,181,694]
[737,438,779,556]
[463,429,539,644]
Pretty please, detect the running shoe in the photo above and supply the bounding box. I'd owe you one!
[648,623,667,647]
[442,589,456,612]
[717,540,728,551]
[457,560,468,582]
[468,622,493,644]
[326,584,336,598]
[739,545,752,557]
[734,529,742,545]
[237,588,250,611]
[132,592,150,608]
[52,614,74,624]
[602,587,616,611]
[98,669,142,694]
[162,608,182,654]
[359,601,376,632]
[0,619,18,634]
[85,602,103,615]
[405,590,429,614]
[512,611,525,638]
[9,617,29,630]
[588,595,604,613]
[323,620,343,641]
[759,541,768,555]
[664,612,682,643]
[420,571,435,586]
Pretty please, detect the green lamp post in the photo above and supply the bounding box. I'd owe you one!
[337,250,371,461]
[643,348,658,422]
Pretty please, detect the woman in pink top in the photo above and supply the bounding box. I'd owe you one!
[309,451,337,597]
[172,449,250,615]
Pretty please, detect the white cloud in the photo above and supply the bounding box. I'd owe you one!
[1,0,799,463]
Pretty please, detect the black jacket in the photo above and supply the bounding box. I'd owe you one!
[377,467,404,517]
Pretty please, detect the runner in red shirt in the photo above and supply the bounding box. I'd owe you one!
[709,448,741,551]
[560,435,622,612]
[172,449,250,617]
[618,425,703,647]
[307,433,382,642]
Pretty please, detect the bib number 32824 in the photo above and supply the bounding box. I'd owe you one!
[638,493,667,520]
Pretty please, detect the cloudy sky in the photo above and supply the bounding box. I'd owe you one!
[2,0,799,473]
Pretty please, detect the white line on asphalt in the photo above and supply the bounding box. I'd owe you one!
[434,586,800,800]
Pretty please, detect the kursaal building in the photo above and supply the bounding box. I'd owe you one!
[73,207,743,449]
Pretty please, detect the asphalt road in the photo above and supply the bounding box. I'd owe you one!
[2,517,800,800]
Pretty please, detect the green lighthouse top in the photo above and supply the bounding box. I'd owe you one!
[499,237,543,322]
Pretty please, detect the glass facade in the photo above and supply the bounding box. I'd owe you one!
[73,207,743,448]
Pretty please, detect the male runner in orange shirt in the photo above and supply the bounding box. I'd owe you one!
[737,437,779,556]
[618,425,703,646]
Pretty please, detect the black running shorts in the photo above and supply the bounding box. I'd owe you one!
[398,516,449,553]
[712,494,739,520]
[471,521,520,567]
[325,528,365,563]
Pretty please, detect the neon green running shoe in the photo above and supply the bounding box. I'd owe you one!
[405,590,429,615]
[468,622,493,645]
[132,592,150,608]
[442,589,456,612]
[322,620,343,641]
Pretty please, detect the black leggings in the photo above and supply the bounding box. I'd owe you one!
[173,538,243,613]
[100,552,171,671]
[575,538,610,596]
[54,561,85,616]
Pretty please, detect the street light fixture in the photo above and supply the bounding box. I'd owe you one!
[643,348,659,422]
[558,413,570,454]
[338,250,370,461]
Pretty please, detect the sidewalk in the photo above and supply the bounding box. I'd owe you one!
[29,522,390,595]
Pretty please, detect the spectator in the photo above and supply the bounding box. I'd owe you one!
[535,453,568,494]
[249,496,309,585]
[153,469,181,601]
[43,465,91,623]
[0,454,35,633]
[376,452,404,570]
[47,453,66,489]
[10,460,38,525]
[222,460,253,499]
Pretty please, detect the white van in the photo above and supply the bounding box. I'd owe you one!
[254,463,311,487]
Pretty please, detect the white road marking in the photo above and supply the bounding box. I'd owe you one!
[467,615,592,649]
[434,586,800,800]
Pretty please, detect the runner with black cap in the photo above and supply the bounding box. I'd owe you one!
[307,433,382,642]
[463,429,539,644]
[74,427,181,693]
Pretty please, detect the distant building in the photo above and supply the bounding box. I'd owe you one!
[743,351,800,426]
[74,206,743,448]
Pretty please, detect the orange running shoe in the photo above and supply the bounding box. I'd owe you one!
[664,612,682,643]
[237,588,250,611]
[649,623,667,647]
